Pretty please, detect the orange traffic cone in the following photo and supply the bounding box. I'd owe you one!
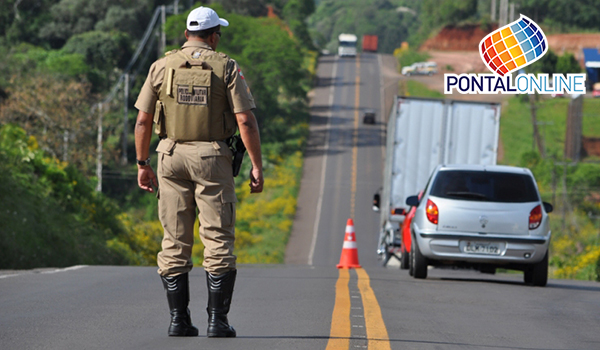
[336,218,361,269]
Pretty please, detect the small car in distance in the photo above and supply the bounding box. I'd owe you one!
[363,109,376,124]
[401,62,438,76]
[406,164,553,286]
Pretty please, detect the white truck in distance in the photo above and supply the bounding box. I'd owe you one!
[374,97,501,265]
[338,33,357,57]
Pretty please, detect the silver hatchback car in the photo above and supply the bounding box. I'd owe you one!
[406,164,553,286]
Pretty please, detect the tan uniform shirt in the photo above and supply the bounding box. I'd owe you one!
[135,41,255,115]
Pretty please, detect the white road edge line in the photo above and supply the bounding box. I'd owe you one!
[40,265,88,274]
[0,274,20,279]
[0,265,88,279]
[308,58,338,266]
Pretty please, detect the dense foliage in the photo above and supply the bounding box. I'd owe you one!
[308,0,600,54]
[0,1,315,269]
[0,124,137,268]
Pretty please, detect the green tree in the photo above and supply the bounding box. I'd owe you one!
[517,0,600,32]
[0,73,97,171]
[0,124,132,269]
[308,0,419,53]
[40,0,152,48]
[528,49,558,74]
[556,53,581,74]
[209,0,287,17]
[283,0,316,48]
[62,31,132,71]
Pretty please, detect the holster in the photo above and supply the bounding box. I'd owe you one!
[227,135,246,177]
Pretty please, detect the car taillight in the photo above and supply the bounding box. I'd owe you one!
[426,199,438,224]
[391,208,406,215]
[529,205,542,229]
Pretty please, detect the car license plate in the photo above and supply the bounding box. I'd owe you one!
[463,241,501,255]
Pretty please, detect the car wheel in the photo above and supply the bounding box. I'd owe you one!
[525,251,548,287]
[408,249,414,276]
[411,235,427,279]
[400,245,410,270]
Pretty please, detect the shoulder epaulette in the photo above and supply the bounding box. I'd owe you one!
[164,49,178,56]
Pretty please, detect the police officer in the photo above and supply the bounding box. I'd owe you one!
[134,6,263,338]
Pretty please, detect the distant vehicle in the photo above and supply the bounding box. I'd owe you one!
[406,164,553,286]
[593,82,600,98]
[362,35,378,52]
[362,109,376,124]
[373,97,501,266]
[338,34,357,57]
[401,62,438,76]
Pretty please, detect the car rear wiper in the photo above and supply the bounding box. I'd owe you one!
[446,192,488,200]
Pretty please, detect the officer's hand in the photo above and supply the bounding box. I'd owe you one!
[138,166,158,193]
[249,167,264,193]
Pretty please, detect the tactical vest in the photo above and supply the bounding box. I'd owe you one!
[154,50,237,142]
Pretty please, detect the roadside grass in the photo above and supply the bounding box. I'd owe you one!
[500,95,600,281]
[400,79,445,98]
[500,96,600,165]
[191,149,306,265]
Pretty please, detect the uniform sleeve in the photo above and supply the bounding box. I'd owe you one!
[134,59,166,114]
[226,59,256,113]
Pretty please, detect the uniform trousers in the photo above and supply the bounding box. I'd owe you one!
[155,138,237,276]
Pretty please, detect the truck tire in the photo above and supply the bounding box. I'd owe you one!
[400,245,410,270]
[380,231,394,267]
[411,236,428,279]
[524,251,548,287]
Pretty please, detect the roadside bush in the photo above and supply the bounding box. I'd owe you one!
[395,48,430,70]
[0,124,134,268]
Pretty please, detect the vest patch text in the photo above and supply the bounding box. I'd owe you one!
[177,85,208,105]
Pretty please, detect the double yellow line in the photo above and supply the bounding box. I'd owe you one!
[327,56,391,350]
[326,268,391,350]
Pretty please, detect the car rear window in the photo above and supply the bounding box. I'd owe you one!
[430,170,540,203]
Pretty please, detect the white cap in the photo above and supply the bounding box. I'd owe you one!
[187,6,229,31]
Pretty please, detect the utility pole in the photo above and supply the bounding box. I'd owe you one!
[529,94,546,158]
[509,3,515,22]
[499,0,509,26]
[160,5,166,55]
[96,103,103,193]
[122,73,129,165]
[565,94,584,161]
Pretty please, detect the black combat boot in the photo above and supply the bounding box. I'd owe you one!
[206,269,237,338]
[161,273,199,337]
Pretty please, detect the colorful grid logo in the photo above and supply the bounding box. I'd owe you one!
[480,15,548,76]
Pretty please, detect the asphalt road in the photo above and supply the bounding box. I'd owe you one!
[2,55,600,350]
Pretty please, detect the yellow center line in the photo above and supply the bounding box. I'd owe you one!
[356,268,391,350]
[326,269,351,350]
[351,55,360,219]
[328,56,390,350]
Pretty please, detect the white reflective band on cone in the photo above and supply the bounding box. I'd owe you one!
[343,241,358,249]
[345,225,355,233]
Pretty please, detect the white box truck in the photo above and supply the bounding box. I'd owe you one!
[338,33,357,57]
[374,97,501,265]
